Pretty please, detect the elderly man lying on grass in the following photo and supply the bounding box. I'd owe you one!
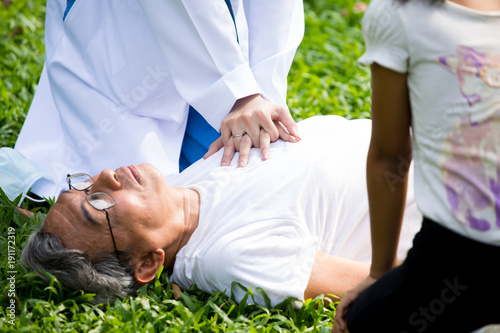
[22,116,422,306]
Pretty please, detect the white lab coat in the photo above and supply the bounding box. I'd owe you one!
[15,0,304,199]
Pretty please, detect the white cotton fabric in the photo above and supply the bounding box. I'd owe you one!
[359,0,500,245]
[168,116,422,306]
[14,0,304,199]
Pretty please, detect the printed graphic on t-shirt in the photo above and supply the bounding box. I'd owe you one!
[439,45,500,107]
[438,45,500,232]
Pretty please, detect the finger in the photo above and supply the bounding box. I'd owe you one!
[221,138,236,166]
[273,106,300,139]
[332,319,349,333]
[220,117,235,144]
[335,311,347,332]
[334,294,356,330]
[172,283,182,299]
[242,121,263,148]
[260,128,271,160]
[332,320,342,333]
[232,134,243,152]
[224,108,261,147]
[275,121,301,143]
[203,137,224,159]
[237,105,274,147]
[256,110,280,143]
[237,134,253,167]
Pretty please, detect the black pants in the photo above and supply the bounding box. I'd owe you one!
[346,218,500,333]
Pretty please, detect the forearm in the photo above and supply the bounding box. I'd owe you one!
[244,0,304,106]
[304,251,369,302]
[367,140,411,279]
[138,0,260,129]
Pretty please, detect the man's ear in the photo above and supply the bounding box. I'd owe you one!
[133,249,165,284]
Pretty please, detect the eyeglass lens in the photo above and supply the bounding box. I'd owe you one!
[86,193,114,210]
[66,173,119,257]
[68,173,93,191]
[67,174,115,210]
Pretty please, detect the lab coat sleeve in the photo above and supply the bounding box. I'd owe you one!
[138,0,261,131]
[244,0,304,108]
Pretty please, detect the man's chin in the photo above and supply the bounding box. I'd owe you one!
[134,163,165,183]
[135,163,161,174]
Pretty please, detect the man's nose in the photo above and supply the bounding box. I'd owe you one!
[93,169,121,191]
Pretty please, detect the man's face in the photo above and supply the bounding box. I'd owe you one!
[43,164,170,260]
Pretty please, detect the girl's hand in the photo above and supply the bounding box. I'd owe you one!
[332,276,378,333]
[172,283,182,299]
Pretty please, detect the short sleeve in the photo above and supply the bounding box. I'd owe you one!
[358,0,409,73]
[177,220,317,307]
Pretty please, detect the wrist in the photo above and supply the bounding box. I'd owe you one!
[231,94,261,112]
[369,258,398,279]
[369,268,388,280]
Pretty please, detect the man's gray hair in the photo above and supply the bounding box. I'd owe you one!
[21,225,141,305]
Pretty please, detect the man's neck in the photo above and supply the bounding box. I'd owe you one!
[163,187,200,269]
[179,188,200,250]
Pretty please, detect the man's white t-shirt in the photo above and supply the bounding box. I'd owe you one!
[168,116,422,306]
[359,0,500,245]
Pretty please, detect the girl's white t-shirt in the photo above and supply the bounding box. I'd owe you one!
[168,116,422,306]
[359,0,500,245]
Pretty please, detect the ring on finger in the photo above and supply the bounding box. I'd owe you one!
[231,133,245,139]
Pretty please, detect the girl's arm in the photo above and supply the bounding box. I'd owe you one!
[332,63,411,332]
[367,62,412,279]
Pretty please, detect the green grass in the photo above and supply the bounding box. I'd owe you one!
[0,0,371,331]
[290,0,371,121]
[0,0,46,148]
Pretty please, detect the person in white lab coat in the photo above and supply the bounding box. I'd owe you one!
[15,0,304,200]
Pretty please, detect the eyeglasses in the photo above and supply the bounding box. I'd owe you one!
[66,173,119,257]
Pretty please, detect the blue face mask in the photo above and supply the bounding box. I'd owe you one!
[0,148,48,204]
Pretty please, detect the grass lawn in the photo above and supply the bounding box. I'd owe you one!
[0,0,371,331]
